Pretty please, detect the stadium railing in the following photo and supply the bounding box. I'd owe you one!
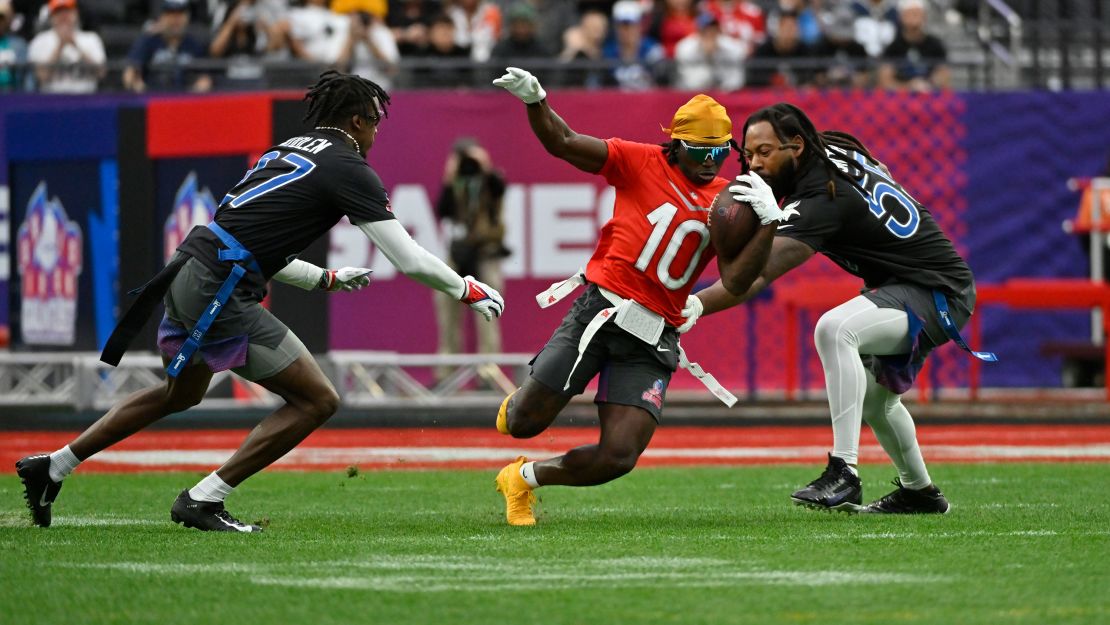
[0,351,534,410]
[0,53,1035,94]
[774,277,1110,402]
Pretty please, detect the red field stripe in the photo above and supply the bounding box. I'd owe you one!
[4,424,1110,451]
[3,425,1109,473]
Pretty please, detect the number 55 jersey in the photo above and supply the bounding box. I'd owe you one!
[775,145,972,297]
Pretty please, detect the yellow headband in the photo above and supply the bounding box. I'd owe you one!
[661,94,732,144]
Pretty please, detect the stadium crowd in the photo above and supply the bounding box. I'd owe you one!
[0,0,956,93]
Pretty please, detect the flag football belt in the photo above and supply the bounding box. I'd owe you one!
[163,222,261,378]
[536,272,738,407]
[933,290,997,362]
[101,222,262,372]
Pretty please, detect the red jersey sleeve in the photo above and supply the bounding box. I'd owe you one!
[598,138,661,189]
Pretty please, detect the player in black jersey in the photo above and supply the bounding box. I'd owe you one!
[16,72,505,532]
[685,103,990,514]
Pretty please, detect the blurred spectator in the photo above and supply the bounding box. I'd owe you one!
[124,0,210,92]
[0,0,28,91]
[209,0,283,88]
[813,3,870,88]
[344,11,399,90]
[703,0,765,55]
[673,12,744,91]
[490,3,549,64]
[877,0,948,91]
[497,0,577,57]
[650,0,697,58]
[558,7,608,88]
[448,0,501,63]
[850,0,898,57]
[330,0,385,19]
[746,9,816,87]
[387,0,434,55]
[435,137,509,363]
[603,0,665,90]
[209,0,288,31]
[283,0,349,66]
[778,0,821,46]
[410,12,470,87]
[28,0,105,93]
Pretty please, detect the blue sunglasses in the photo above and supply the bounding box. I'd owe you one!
[680,140,731,164]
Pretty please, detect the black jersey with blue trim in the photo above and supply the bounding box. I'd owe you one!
[178,128,395,294]
[773,146,973,296]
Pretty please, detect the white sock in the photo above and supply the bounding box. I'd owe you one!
[519,461,540,488]
[48,446,81,483]
[188,472,235,503]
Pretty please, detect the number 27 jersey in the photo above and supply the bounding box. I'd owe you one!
[586,138,728,326]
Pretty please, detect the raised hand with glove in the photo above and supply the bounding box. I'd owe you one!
[730,173,800,225]
[460,275,505,321]
[492,67,547,104]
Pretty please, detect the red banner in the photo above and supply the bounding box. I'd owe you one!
[327,90,966,393]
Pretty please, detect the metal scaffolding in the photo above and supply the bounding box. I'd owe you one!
[0,352,533,410]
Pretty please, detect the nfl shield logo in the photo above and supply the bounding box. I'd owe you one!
[164,172,217,263]
[16,182,83,345]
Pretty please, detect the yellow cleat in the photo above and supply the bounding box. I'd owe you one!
[495,456,536,526]
[495,391,515,435]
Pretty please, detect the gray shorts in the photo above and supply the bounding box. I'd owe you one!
[159,254,308,381]
[861,281,976,393]
[530,285,680,422]
[862,281,976,354]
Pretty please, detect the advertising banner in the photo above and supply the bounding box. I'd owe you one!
[8,159,117,350]
[325,90,967,391]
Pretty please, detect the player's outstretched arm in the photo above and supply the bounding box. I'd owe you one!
[358,220,504,320]
[273,259,372,292]
[493,67,608,174]
[718,222,777,296]
[696,236,815,315]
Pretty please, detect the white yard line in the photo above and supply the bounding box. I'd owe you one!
[84,443,1110,468]
[63,557,950,592]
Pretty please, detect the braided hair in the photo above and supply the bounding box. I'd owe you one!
[741,103,874,199]
[303,70,391,127]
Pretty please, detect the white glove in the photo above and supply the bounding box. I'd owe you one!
[730,173,800,225]
[459,275,505,321]
[320,267,373,292]
[677,295,704,334]
[492,67,547,105]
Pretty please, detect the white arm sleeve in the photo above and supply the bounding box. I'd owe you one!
[272,258,325,290]
[358,220,466,299]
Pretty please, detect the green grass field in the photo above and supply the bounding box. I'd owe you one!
[2,464,1107,625]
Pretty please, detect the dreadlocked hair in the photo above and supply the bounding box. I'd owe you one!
[660,138,742,165]
[303,70,391,127]
[742,103,865,199]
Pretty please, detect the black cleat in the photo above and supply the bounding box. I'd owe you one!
[791,453,862,511]
[170,490,262,532]
[860,479,950,514]
[16,454,63,528]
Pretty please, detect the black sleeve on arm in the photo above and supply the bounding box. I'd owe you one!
[777,196,841,252]
[335,161,397,225]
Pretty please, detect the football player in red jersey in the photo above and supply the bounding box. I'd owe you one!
[489,67,791,525]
